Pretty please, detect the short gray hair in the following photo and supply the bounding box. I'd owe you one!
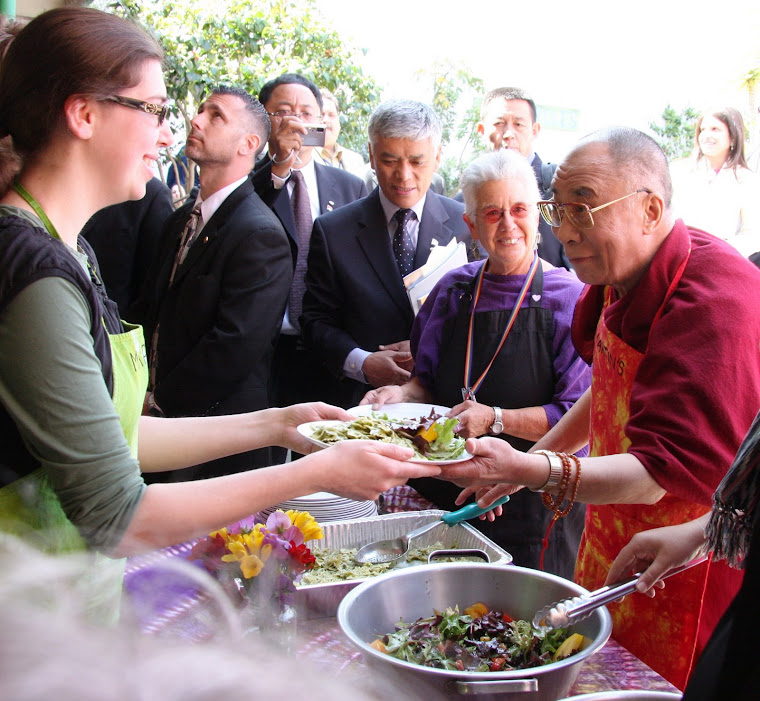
[368,100,442,149]
[573,127,673,208]
[460,149,541,217]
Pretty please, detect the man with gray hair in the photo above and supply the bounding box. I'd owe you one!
[437,126,760,689]
[301,100,473,408]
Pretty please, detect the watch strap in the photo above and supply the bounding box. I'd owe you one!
[490,406,504,435]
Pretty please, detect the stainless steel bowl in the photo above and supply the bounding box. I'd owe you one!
[337,563,612,700]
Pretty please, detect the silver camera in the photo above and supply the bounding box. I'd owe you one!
[302,124,327,147]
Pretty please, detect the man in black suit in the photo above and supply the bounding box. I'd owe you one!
[81,177,173,318]
[136,86,292,480]
[301,100,473,409]
[474,87,571,270]
[251,73,367,413]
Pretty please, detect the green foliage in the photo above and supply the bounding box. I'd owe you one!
[649,105,700,161]
[414,60,484,195]
[92,0,380,189]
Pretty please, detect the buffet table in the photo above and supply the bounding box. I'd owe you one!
[123,486,680,697]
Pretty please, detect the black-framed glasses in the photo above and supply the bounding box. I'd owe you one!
[475,205,532,224]
[105,95,171,125]
[266,109,319,121]
[538,189,651,229]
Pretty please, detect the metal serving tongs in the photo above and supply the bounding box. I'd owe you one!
[532,555,709,631]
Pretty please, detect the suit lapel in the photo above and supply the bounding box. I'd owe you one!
[356,190,412,316]
[314,162,338,215]
[172,180,250,285]
[414,193,454,269]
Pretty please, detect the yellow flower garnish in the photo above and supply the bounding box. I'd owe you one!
[286,509,324,542]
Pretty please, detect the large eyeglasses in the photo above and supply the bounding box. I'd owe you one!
[475,205,532,224]
[105,95,171,125]
[267,109,319,121]
[538,189,651,229]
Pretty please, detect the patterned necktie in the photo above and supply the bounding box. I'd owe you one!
[288,169,313,332]
[169,200,203,284]
[393,208,415,278]
[153,200,203,389]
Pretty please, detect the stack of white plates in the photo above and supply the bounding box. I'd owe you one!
[258,491,377,522]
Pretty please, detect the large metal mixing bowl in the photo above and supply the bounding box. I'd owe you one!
[338,563,612,700]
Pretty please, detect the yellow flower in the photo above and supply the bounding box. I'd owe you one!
[239,554,265,579]
[286,510,324,542]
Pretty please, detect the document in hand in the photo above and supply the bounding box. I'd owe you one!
[404,238,468,315]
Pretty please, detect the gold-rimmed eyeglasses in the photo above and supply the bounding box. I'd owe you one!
[105,95,171,126]
[538,189,651,229]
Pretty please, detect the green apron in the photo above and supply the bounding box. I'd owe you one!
[0,185,148,622]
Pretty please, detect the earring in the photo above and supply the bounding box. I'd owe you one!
[534,232,542,250]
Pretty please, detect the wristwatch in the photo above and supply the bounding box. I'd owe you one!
[490,407,504,435]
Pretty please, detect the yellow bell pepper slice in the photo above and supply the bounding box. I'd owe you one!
[553,633,585,661]
[418,424,438,443]
[463,602,489,619]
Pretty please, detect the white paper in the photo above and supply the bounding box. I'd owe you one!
[404,239,468,315]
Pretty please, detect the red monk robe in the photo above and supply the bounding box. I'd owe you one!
[571,221,760,690]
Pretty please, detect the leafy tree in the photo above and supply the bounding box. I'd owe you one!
[649,105,700,161]
[93,0,380,195]
[414,60,484,196]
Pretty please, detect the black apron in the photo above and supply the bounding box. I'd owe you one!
[409,265,585,578]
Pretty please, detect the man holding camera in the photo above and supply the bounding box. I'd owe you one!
[252,73,367,420]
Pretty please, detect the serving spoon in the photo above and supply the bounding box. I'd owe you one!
[353,496,510,565]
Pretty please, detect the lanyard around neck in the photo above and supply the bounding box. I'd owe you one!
[13,180,103,286]
[12,182,61,241]
[462,253,539,402]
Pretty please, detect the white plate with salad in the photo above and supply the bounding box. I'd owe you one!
[298,406,472,464]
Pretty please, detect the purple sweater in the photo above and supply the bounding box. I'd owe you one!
[410,261,590,427]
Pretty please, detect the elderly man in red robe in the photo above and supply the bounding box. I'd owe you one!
[438,126,760,690]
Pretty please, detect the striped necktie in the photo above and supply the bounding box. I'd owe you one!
[288,169,313,332]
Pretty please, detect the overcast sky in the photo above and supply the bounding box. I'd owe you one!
[316,0,760,158]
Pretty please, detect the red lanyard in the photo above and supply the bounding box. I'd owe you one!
[461,253,539,402]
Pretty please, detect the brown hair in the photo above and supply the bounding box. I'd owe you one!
[0,16,26,195]
[0,7,163,159]
[695,107,748,173]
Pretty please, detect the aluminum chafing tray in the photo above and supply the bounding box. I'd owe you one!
[297,510,512,619]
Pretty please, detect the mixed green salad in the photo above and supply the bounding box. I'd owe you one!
[311,410,466,461]
[371,604,585,672]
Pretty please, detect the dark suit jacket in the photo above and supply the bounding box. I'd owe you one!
[301,188,472,407]
[531,153,572,270]
[136,178,292,449]
[251,157,368,264]
[81,177,173,317]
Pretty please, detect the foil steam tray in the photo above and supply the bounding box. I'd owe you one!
[297,510,512,619]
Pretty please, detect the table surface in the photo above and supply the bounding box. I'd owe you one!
[123,486,681,697]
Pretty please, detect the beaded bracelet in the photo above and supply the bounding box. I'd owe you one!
[541,451,582,519]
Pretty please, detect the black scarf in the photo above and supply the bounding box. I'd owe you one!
[706,409,760,568]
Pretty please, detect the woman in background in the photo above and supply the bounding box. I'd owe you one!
[671,106,760,257]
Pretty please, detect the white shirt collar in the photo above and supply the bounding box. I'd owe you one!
[378,188,427,227]
[195,175,248,232]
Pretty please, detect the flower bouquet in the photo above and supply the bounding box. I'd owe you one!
[189,510,323,636]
